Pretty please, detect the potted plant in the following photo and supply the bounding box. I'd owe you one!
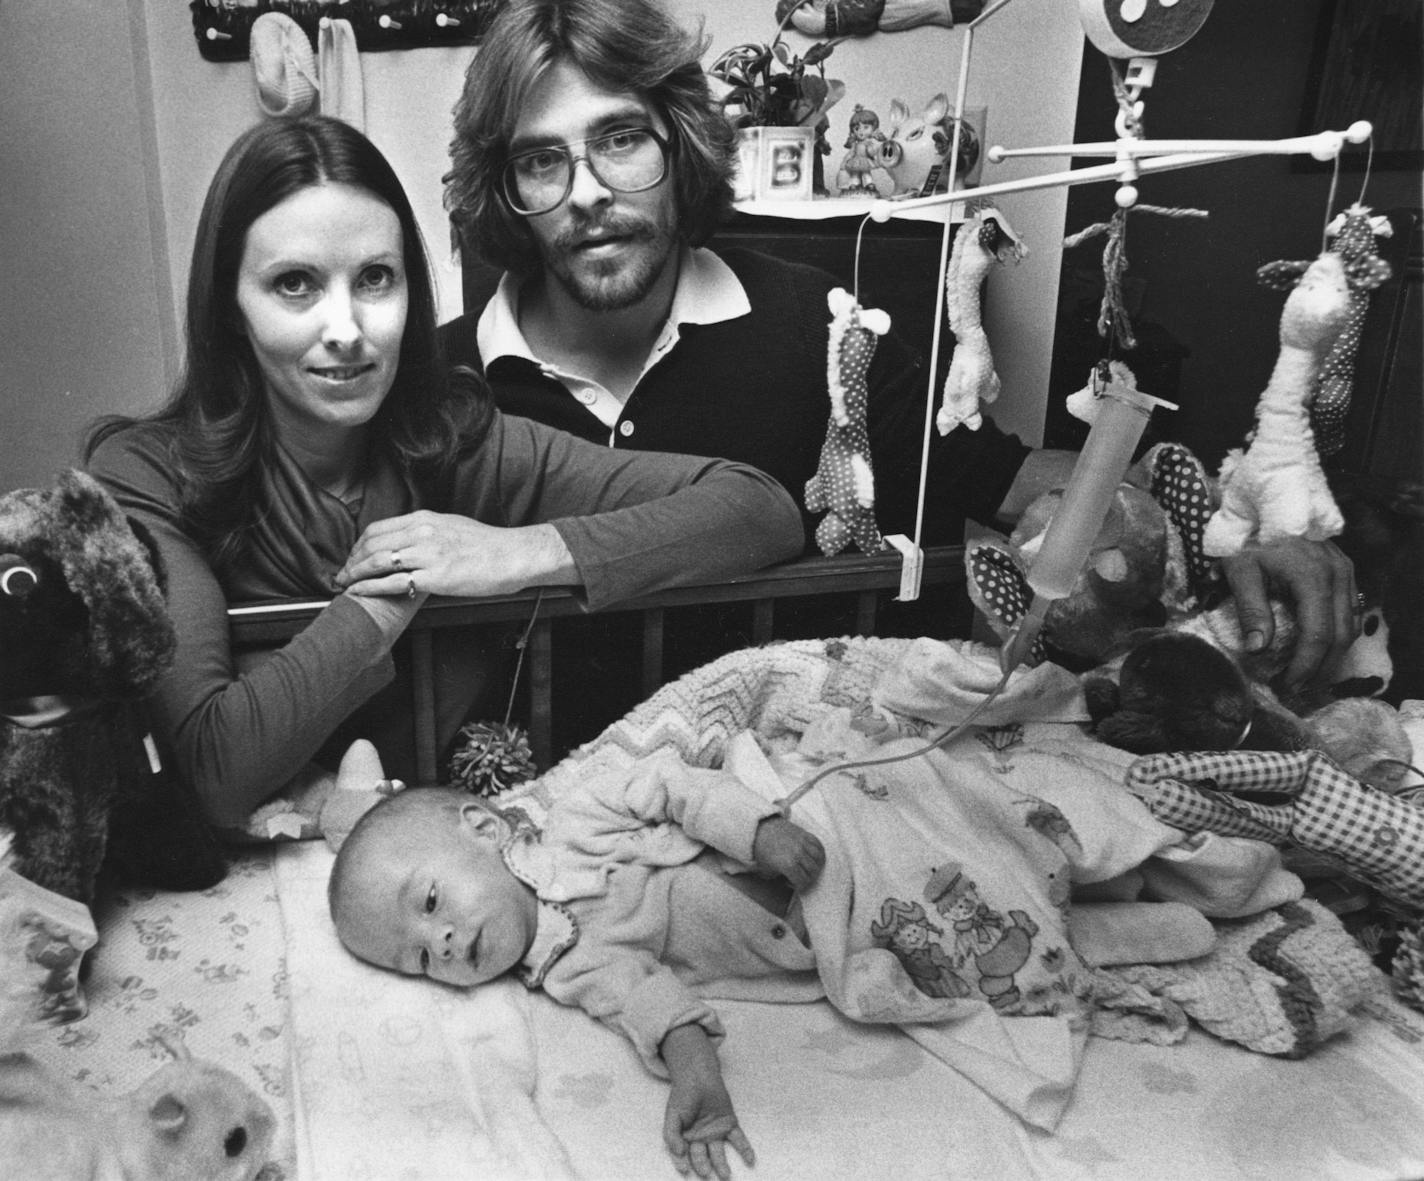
[709,10,847,198]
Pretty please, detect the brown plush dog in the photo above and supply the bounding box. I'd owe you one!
[1083,631,1310,755]
[0,470,221,905]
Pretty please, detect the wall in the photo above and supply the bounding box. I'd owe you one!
[0,0,1083,494]
[0,0,171,489]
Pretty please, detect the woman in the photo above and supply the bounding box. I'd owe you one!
[86,116,802,833]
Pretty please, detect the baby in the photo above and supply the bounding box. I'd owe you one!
[328,756,826,1181]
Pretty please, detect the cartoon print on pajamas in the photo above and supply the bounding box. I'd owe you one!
[924,863,1039,1010]
[869,898,972,1000]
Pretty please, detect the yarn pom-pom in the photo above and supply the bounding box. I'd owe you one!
[449,721,538,798]
[1394,921,1424,1014]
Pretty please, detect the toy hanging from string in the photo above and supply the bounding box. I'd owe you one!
[805,287,891,556]
[1062,59,1209,355]
[1259,203,1393,458]
[936,202,1026,434]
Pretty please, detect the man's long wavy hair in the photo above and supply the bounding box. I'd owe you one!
[86,115,488,573]
[445,0,737,275]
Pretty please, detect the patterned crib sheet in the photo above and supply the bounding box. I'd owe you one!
[24,849,294,1178]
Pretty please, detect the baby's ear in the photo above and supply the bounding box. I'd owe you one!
[458,802,505,841]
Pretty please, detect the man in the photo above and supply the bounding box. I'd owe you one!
[439,0,1358,697]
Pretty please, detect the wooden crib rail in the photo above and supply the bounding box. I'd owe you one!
[228,545,965,782]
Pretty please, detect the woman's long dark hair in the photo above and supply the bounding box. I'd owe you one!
[87,115,488,571]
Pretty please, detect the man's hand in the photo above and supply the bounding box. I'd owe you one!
[751,816,824,892]
[1220,537,1358,690]
[660,1025,755,1180]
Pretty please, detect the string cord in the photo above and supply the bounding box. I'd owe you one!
[501,589,544,728]
[777,661,1016,815]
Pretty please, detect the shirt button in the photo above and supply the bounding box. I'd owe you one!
[771,924,787,939]
[577,390,596,405]
[618,421,635,437]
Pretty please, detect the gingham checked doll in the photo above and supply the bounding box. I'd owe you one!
[1126,748,1424,908]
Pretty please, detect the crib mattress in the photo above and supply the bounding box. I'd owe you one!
[22,836,1424,1181]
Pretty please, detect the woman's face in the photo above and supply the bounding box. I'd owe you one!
[235,182,408,445]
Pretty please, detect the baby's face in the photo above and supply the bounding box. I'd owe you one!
[334,809,537,987]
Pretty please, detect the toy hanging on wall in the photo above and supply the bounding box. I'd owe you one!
[1202,251,1352,558]
[1261,204,1393,459]
[805,288,891,556]
[775,0,987,37]
[937,204,1026,435]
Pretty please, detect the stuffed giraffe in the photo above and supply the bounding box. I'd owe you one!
[1257,204,1393,458]
[1202,251,1352,557]
[937,205,1026,434]
[805,287,890,556]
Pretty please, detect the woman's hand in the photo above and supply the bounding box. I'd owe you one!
[1220,537,1358,690]
[333,511,577,599]
[751,816,825,892]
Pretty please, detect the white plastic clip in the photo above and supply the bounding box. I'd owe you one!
[885,534,924,602]
[379,14,403,29]
[436,12,462,27]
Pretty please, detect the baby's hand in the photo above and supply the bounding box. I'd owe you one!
[663,1072,754,1181]
[751,816,824,891]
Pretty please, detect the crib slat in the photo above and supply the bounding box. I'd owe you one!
[529,618,554,769]
[411,630,437,786]
[641,608,665,699]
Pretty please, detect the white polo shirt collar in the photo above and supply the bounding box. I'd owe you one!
[474,246,751,432]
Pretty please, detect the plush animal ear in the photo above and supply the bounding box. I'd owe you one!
[149,1091,190,1134]
[49,469,175,698]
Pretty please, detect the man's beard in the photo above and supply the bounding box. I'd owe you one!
[542,210,678,312]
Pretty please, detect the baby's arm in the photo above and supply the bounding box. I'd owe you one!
[660,1023,755,1181]
[751,816,825,891]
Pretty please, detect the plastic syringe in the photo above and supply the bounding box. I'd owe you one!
[999,383,1177,674]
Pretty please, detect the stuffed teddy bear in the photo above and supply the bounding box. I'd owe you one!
[0,469,223,907]
[937,203,1026,435]
[805,287,890,556]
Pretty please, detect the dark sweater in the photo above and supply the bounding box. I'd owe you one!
[439,247,1030,549]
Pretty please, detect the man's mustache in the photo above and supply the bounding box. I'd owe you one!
[553,215,658,252]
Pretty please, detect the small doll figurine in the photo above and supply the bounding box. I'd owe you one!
[837,105,890,196]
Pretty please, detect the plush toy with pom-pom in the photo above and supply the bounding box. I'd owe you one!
[805,287,890,556]
[1202,251,1352,557]
[0,470,224,906]
[937,204,1026,435]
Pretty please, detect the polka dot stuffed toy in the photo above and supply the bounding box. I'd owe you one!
[1275,204,1393,459]
[805,287,890,556]
[966,365,1219,669]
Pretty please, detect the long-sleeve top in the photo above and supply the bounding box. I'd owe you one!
[506,751,821,1076]
[87,412,802,827]
[439,246,1032,549]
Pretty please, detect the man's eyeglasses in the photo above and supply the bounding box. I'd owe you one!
[502,127,670,216]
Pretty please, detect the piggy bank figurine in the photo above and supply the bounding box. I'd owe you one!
[878,93,981,196]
